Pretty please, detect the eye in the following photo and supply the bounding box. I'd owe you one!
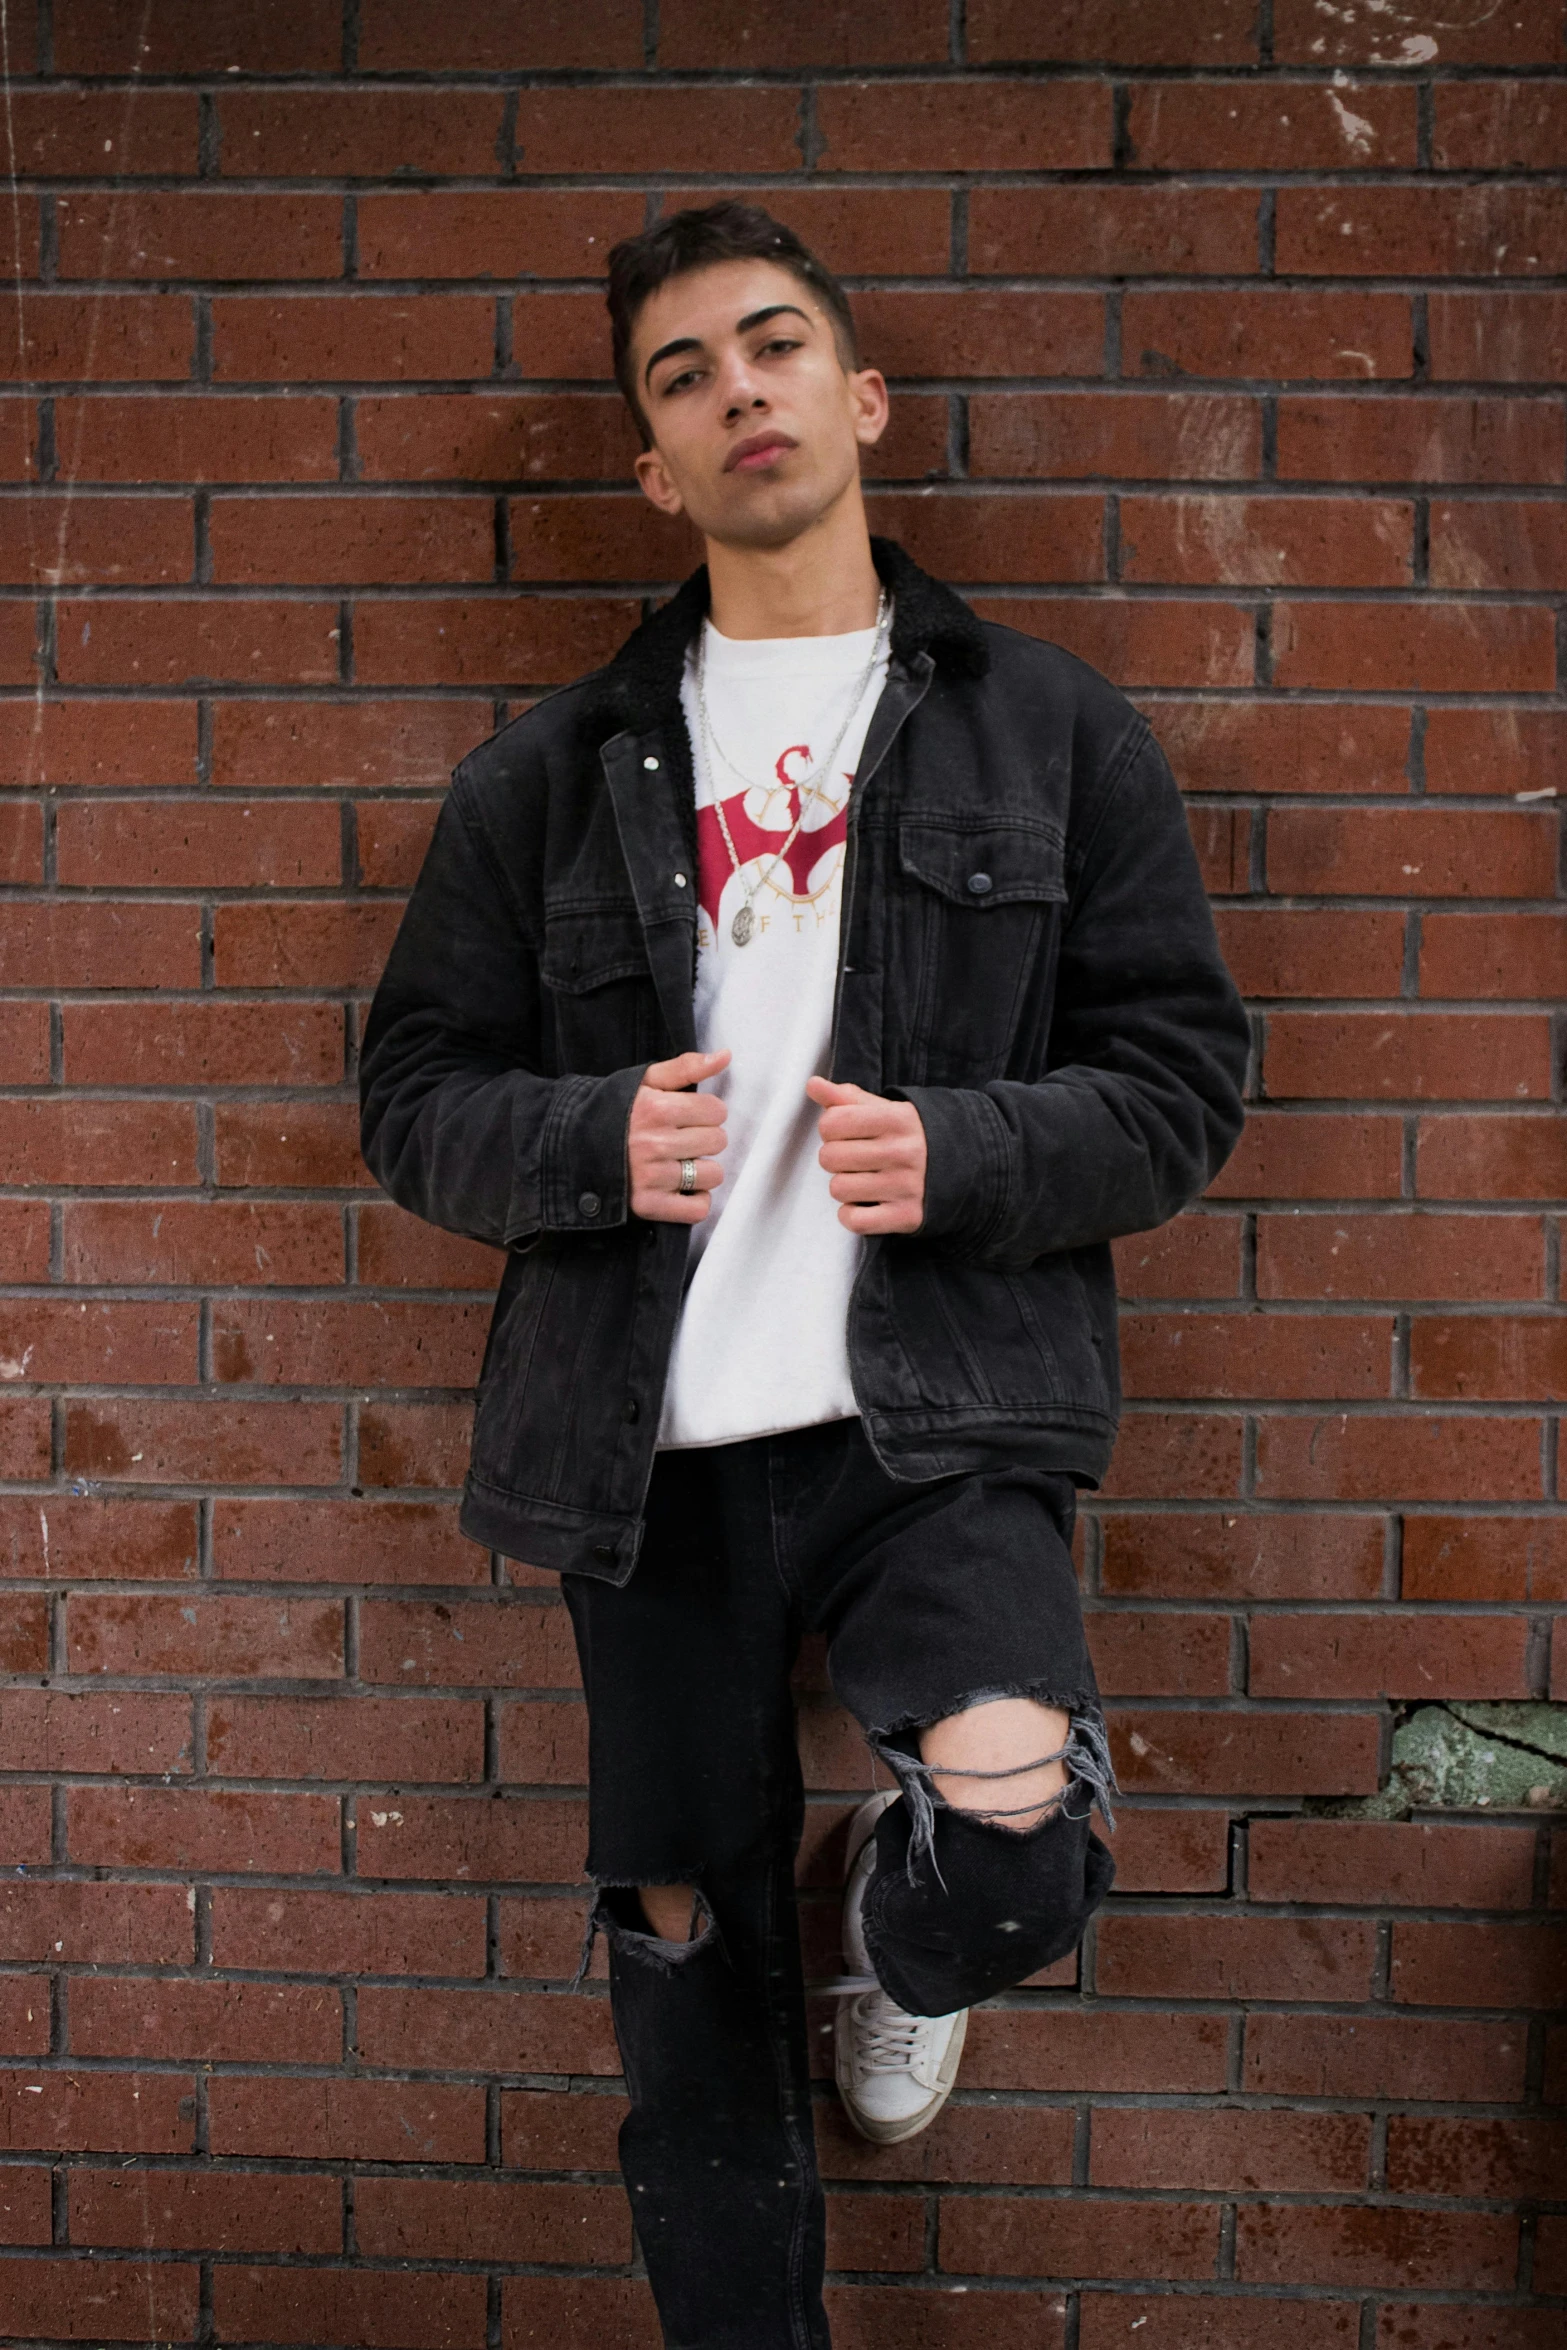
[658,365,703,397]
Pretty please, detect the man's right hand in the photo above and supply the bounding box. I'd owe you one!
[627,1048,730,1223]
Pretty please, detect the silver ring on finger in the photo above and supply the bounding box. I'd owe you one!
[678,1158,697,1195]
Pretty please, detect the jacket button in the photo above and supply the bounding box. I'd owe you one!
[623,1397,639,1422]
[578,1191,602,1217]
[592,1542,616,1562]
[967,871,993,895]
[643,756,660,771]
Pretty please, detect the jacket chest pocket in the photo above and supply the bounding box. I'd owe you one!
[539,902,660,1074]
[895,817,1067,1082]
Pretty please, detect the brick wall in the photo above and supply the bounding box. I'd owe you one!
[0,1,1563,2343]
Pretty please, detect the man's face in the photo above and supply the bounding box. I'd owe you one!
[627,258,888,550]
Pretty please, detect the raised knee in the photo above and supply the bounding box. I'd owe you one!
[636,1883,702,1941]
[918,1695,1072,1831]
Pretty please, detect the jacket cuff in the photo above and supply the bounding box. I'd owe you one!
[530,1062,647,1237]
[891,1082,1014,1257]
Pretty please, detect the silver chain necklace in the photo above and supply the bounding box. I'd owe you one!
[693,592,891,948]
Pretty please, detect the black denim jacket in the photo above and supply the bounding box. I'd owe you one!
[359,539,1249,1583]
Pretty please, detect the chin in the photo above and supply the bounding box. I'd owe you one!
[702,477,845,552]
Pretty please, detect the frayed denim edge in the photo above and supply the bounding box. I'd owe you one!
[568,1878,717,1992]
[869,1687,1119,1888]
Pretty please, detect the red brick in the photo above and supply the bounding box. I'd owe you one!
[499,1894,603,1982]
[211,494,494,587]
[0,89,195,175]
[1098,1914,1376,2002]
[1402,1514,1567,1603]
[973,392,1262,489]
[0,1688,190,1775]
[353,594,635,688]
[213,1496,484,1586]
[818,81,1107,172]
[64,1001,343,1089]
[219,88,506,178]
[1124,289,1410,382]
[506,492,700,584]
[360,1597,578,1689]
[1246,2010,1526,2102]
[1128,79,1416,170]
[355,798,440,887]
[826,2190,926,2273]
[1256,1414,1543,1503]
[1082,2301,1356,2350]
[686,188,957,287]
[0,1099,198,1185]
[356,1792,585,1885]
[662,0,946,65]
[1387,2115,1561,2201]
[970,0,1256,63]
[214,1886,485,1977]
[1086,1611,1231,1697]
[1104,1809,1230,1895]
[880,491,1109,584]
[1279,185,1567,280]
[0,1882,191,1967]
[357,189,644,283]
[356,1203,502,1291]
[1250,1819,1537,1910]
[0,295,192,382]
[209,2073,482,2163]
[357,1984,618,2075]
[58,0,337,70]
[1120,1312,1393,1400]
[852,290,1106,382]
[1278,394,1564,485]
[0,1202,48,1284]
[1392,1921,1567,2009]
[516,85,800,175]
[1237,2203,1516,2291]
[58,190,341,282]
[1121,494,1411,589]
[55,595,341,686]
[1207,1114,1404,1200]
[1274,601,1555,693]
[1421,922,1563,1017]
[0,1002,47,1083]
[1419,1114,1567,1204]
[0,1786,50,1862]
[1536,2219,1567,2295]
[1377,2310,1567,2350]
[1413,1316,1567,1403]
[1435,80,1567,170]
[68,1785,340,1876]
[57,795,340,887]
[1187,803,1251,894]
[215,1099,374,1190]
[212,1296,485,1389]
[363,392,627,486]
[503,2278,660,2350]
[356,2173,630,2265]
[0,698,197,787]
[501,2084,623,2169]
[0,1398,49,1478]
[58,391,338,483]
[1112,1216,1242,1299]
[68,1591,343,1680]
[0,2162,48,2233]
[1274,805,1557,898]
[1096,1413,1245,1499]
[973,185,1255,277]
[361,0,640,68]
[1099,1512,1383,1602]
[0,493,189,585]
[0,401,39,479]
[1258,1213,1543,1303]
[939,2193,1219,2282]
[69,1978,339,2064]
[1091,2107,1370,2193]
[358,1401,472,1488]
[211,697,489,791]
[1424,706,1567,797]
[0,2256,198,2342]
[71,2167,340,2255]
[213,901,405,987]
[510,290,616,380]
[1252,1610,1530,1700]
[1276,0,1557,62]
[64,1199,343,1288]
[212,294,495,384]
[213,2267,486,2350]
[64,1397,343,1487]
[0,801,42,882]
[974,596,1254,689]
[1110,1708,1380,1798]
[0,2073,194,2157]
[498,1700,589,1785]
[1430,291,1567,384]
[1434,497,1567,594]
[1264,1012,1552,1102]
[209,1694,481,1783]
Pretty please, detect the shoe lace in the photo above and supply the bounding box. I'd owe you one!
[850,1990,930,2072]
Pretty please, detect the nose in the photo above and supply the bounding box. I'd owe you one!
[715,347,768,423]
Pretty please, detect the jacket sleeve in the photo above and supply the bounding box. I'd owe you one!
[893,724,1250,1272]
[358,776,649,1248]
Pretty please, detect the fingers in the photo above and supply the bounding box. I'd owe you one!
[643,1047,729,1090]
[835,1198,925,1236]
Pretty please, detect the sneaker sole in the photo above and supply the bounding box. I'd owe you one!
[835,2004,969,2146]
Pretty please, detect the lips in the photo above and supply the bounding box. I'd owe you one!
[724,431,797,474]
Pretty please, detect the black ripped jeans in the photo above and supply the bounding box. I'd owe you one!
[561,1413,1116,2350]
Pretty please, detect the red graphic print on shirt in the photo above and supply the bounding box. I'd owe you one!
[695,743,850,934]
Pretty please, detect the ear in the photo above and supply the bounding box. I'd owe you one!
[634,445,687,519]
[849,366,889,451]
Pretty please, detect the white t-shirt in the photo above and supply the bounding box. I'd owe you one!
[655,611,891,1450]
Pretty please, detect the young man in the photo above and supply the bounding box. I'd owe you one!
[360,203,1248,2349]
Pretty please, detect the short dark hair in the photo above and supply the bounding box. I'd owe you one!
[605,201,860,446]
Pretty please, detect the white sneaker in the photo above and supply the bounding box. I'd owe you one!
[833,1789,968,2146]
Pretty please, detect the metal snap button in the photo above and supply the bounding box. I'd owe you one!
[623,1397,639,1423]
[673,872,687,887]
[967,871,993,895]
[592,1542,616,1562]
[578,1191,602,1216]
[643,756,660,770]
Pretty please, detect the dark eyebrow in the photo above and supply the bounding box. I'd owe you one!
[642,304,812,390]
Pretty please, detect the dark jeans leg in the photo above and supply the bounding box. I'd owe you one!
[562,1441,829,2350]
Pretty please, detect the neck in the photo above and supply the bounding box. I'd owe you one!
[703,482,880,640]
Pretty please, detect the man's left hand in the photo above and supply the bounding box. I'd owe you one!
[805,1076,926,1235]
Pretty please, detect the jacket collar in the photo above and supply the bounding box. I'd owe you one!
[580,534,989,744]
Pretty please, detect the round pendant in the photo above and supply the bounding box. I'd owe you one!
[730,903,755,946]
